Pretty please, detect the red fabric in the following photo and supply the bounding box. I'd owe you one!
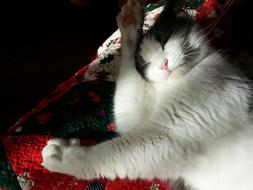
[1,135,171,190]
[1,135,86,190]
[105,178,171,190]
[196,0,222,20]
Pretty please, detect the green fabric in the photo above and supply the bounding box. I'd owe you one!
[17,82,116,140]
[0,142,20,190]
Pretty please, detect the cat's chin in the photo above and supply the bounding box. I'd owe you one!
[168,70,180,80]
[149,65,186,83]
[154,71,182,83]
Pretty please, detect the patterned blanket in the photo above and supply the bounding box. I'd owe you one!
[1,0,247,189]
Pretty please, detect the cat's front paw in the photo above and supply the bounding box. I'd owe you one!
[41,138,89,179]
[117,0,144,45]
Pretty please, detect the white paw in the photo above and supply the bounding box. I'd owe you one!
[117,0,144,44]
[41,138,86,178]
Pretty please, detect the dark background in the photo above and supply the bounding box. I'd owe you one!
[0,0,252,131]
[0,0,119,129]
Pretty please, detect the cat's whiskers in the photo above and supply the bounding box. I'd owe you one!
[183,51,200,57]
[176,17,192,41]
[173,47,187,65]
[172,47,199,67]
[177,20,193,52]
[206,0,233,35]
[192,0,233,44]
[181,46,199,56]
[182,46,192,53]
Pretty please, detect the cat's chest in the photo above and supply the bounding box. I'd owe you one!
[153,82,180,104]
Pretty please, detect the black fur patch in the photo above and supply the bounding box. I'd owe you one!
[135,2,195,80]
[135,49,150,81]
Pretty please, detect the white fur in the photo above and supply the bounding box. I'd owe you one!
[42,1,253,189]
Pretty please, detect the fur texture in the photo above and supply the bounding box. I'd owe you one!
[41,0,253,190]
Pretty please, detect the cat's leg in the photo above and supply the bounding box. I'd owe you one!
[116,0,144,57]
[42,102,232,181]
[114,0,152,134]
[42,129,174,180]
[41,125,198,180]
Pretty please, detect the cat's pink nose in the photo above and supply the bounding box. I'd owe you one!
[161,59,169,71]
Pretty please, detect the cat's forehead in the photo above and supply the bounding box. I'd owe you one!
[149,16,194,46]
[139,37,182,61]
[163,38,182,50]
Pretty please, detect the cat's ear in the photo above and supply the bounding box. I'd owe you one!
[162,0,176,18]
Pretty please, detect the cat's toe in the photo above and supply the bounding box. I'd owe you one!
[41,147,61,172]
[47,138,67,146]
[117,5,134,29]
[41,139,66,171]
[42,139,66,160]
[42,144,62,159]
[41,138,86,175]
[69,138,80,146]
[128,0,144,26]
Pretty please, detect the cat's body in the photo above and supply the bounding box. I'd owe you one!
[42,0,253,189]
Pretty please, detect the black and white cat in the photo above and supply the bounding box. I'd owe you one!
[42,0,253,189]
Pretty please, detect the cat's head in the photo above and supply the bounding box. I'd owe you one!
[136,9,210,83]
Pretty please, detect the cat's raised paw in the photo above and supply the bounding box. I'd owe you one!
[117,0,144,28]
[117,0,144,44]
